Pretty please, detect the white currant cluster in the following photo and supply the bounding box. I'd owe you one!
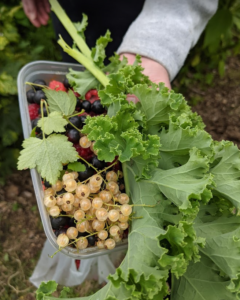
[43,169,131,251]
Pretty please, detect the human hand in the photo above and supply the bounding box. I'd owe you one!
[119,53,171,103]
[22,0,50,27]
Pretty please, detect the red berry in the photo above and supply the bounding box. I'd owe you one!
[75,259,81,270]
[73,144,93,161]
[85,89,99,103]
[49,80,67,92]
[28,104,40,120]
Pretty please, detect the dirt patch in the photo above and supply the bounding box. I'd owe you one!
[183,56,240,146]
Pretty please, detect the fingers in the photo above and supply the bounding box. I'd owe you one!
[22,0,50,27]
[22,0,41,27]
[37,0,50,25]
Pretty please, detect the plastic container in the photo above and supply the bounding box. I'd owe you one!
[17,60,128,259]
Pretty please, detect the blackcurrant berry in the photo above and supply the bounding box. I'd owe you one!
[66,129,80,143]
[92,156,106,169]
[78,165,94,181]
[63,77,71,89]
[33,79,46,90]
[82,100,91,112]
[79,115,87,125]
[91,100,105,114]
[50,216,69,230]
[27,89,35,103]
[76,98,82,110]
[69,218,76,227]
[38,106,48,117]
[34,90,46,105]
[87,235,96,246]
[31,118,42,133]
[43,180,51,188]
[55,228,67,237]
[56,188,67,195]
[67,116,82,129]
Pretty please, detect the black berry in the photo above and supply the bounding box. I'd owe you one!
[76,99,82,110]
[54,228,67,237]
[43,180,51,188]
[66,129,80,143]
[27,89,35,103]
[92,156,106,169]
[87,235,96,246]
[78,165,94,181]
[50,216,69,230]
[31,118,42,134]
[79,115,87,125]
[63,77,71,89]
[91,100,105,114]
[34,90,46,105]
[67,116,82,129]
[33,79,46,90]
[38,106,48,117]
[82,100,91,112]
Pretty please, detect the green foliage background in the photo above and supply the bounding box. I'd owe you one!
[0,0,240,184]
[0,1,61,184]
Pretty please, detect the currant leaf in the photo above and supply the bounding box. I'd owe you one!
[17,134,78,184]
[37,111,68,135]
[43,88,76,115]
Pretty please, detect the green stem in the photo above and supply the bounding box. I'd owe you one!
[40,100,45,140]
[64,117,82,133]
[58,36,110,87]
[42,100,49,116]
[49,0,91,59]
[67,110,85,118]
[122,162,130,196]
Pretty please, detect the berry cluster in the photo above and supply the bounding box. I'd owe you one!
[26,77,129,253]
[44,169,129,251]
[28,77,105,162]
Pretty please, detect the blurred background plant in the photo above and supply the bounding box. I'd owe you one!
[0,0,61,185]
[174,0,240,101]
[0,0,240,184]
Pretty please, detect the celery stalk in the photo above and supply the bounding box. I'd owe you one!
[49,0,91,59]
[58,36,110,87]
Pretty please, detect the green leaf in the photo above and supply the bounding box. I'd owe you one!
[204,9,233,49]
[36,281,58,299]
[37,111,68,135]
[130,84,190,134]
[211,141,240,209]
[194,206,240,291]
[43,89,76,115]
[0,72,17,95]
[171,254,238,300]
[148,148,212,212]
[67,162,86,172]
[30,127,37,137]
[2,129,18,146]
[0,36,9,50]
[66,69,99,98]
[73,13,88,40]
[59,287,72,298]
[158,114,212,169]
[17,134,78,184]
[91,30,112,68]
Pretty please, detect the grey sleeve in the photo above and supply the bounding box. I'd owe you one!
[117,0,219,81]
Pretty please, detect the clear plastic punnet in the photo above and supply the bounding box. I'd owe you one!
[17,60,128,259]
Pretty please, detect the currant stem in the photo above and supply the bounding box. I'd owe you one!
[26,82,49,90]
[42,99,49,116]
[40,100,45,140]
[64,118,82,133]
[67,110,85,118]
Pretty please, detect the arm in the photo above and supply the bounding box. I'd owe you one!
[118,0,219,84]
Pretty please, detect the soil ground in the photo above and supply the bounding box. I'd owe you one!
[0,56,240,299]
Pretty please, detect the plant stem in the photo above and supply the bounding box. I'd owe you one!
[67,110,85,118]
[40,100,45,140]
[64,117,82,133]
[58,36,110,87]
[122,162,130,196]
[42,100,49,116]
[49,0,91,59]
